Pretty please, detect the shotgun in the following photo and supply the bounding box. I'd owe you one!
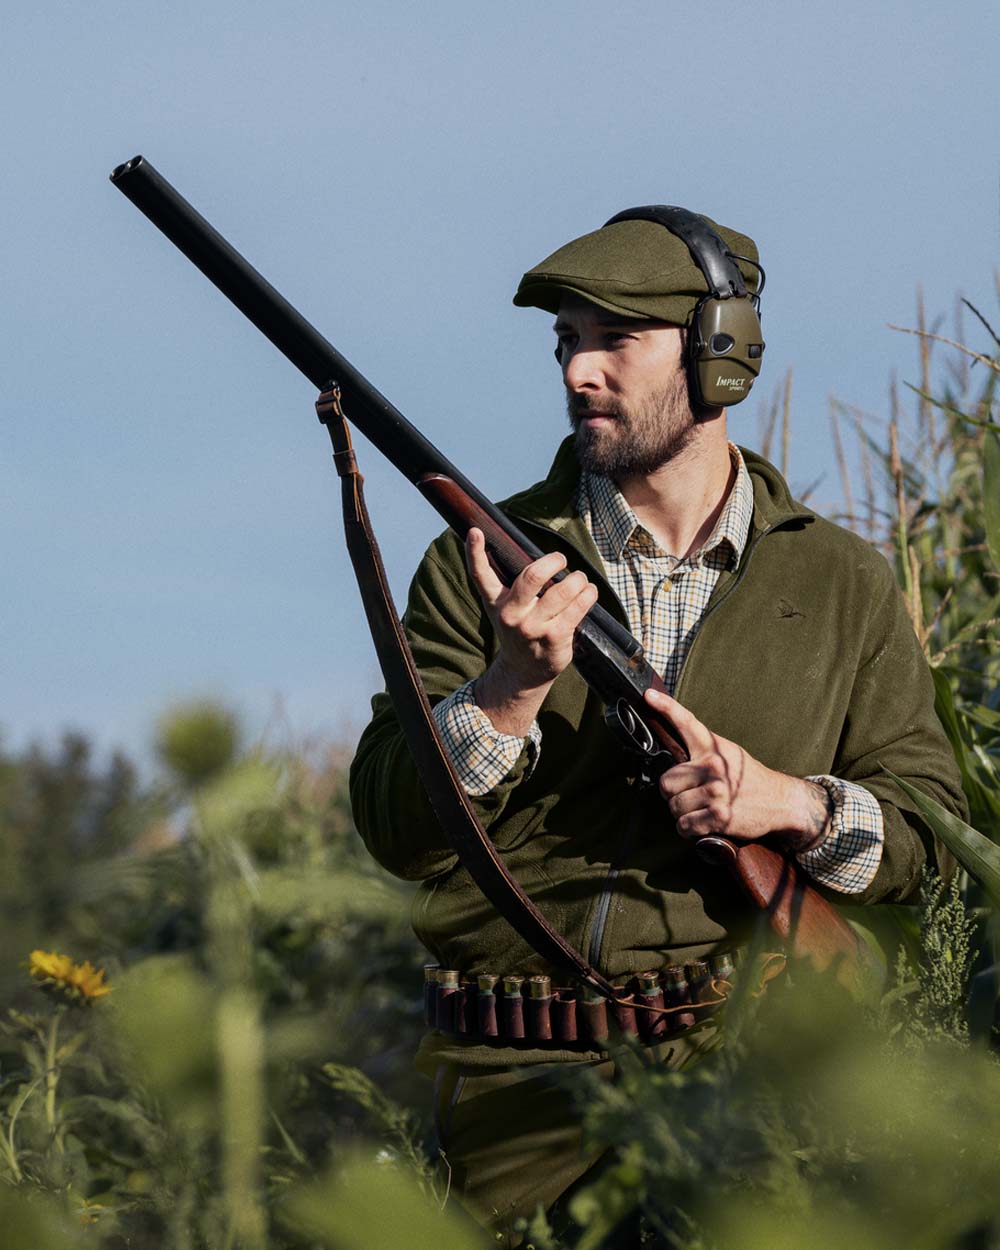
[109,154,866,976]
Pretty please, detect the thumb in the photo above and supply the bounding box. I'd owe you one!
[465,528,506,607]
[644,687,713,753]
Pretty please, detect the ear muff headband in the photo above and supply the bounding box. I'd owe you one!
[604,205,749,300]
[602,205,766,409]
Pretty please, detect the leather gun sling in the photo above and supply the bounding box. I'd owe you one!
[318,387,615,999]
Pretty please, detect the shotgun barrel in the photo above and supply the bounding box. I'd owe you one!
[109,155,641,658]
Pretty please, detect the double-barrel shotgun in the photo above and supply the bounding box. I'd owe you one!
[109,155,868,984]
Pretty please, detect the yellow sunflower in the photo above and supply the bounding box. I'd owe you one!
[28,950,75,982]
[28,949,112,1002]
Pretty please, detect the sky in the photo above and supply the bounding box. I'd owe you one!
[4,1,998,769]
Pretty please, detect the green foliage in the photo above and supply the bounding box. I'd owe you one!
[558,882,998,1250]
[984,428,1000,572]
[155,700,241,786]
[319,1063,438,1196]
[286,1152,488,1250]
[872,869,978,1057]
[0,715,429,1248]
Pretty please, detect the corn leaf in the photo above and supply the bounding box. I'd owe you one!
[930,668,1000,832]
[963,703,1000,738]
[903,382,1000,433]
[931,668,976,788]
[883,769,1000,904]
[938,591,1000,652]
[985,429,1000,572]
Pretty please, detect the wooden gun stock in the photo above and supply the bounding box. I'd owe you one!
[698,837,869,981]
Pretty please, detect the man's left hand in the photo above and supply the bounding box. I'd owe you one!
[643,688,832,853]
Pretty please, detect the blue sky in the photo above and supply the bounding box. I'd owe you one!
[4,2,997,765]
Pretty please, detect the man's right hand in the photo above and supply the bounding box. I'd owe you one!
[464,528,599,737]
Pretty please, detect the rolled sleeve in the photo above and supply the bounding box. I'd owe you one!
[433,681,542,797]
[796,775,884,894]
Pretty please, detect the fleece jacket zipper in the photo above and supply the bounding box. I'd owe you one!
[582,518,800,971]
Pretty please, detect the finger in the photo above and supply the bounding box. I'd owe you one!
[665,786,720,820]
[644,687,715,754]
[551,580,600,634]
[465,529,506,605]
[673,809,718,840]
[506,550,568,610]
[657,762,717,798]
[506,578,597,647]
[533,569,595,624]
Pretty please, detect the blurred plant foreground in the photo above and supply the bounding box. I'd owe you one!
[2,291,1000,1250]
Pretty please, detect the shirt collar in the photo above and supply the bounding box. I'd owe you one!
[579,443,754,569]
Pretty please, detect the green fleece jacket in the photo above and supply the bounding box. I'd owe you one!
[350,438,967,1066]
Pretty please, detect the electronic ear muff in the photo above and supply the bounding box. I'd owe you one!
[602,206,766,409]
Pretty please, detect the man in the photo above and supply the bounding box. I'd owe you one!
[349,210,965,1239]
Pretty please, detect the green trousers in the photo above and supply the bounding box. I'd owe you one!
[433,1030,714,1248]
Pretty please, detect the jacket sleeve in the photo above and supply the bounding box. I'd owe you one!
[833,555,967,904]
[348,530,538,882]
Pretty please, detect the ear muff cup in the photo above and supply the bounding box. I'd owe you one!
[603,206,766,409]
[689,293,766,409]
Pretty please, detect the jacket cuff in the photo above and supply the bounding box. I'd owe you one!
[432,681,541,797]
[796,775,884,894]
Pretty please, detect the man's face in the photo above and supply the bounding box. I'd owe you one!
[554,293,694,478]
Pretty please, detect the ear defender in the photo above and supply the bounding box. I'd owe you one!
[603,206,766,409]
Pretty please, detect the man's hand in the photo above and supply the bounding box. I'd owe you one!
[465,528,599,737]
[644,687,833,854]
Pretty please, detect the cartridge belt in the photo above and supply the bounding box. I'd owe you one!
[423,955,740,1048]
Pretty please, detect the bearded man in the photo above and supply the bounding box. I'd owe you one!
[350,209,965,1242]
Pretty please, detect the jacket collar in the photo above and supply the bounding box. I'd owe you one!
[502,434,815,547]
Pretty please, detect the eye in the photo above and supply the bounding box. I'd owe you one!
[554,334,577,361]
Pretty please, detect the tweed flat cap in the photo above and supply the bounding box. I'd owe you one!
[513,214,760,327]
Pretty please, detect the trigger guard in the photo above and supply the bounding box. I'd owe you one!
[605,699,674,783]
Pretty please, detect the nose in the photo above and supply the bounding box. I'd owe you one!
[562,345,605,393]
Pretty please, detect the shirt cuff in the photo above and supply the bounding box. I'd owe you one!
[432,681,542,798]
[796,776,884,894]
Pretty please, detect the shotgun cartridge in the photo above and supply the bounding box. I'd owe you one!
[526,975,553,1041]
[502,975,526,1039]
[436,969,461,1032]
[423,964,440,1027]
[477,973,499,1038]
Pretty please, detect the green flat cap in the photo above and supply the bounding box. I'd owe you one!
[513,214,759,327]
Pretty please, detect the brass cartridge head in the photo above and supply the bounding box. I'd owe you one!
[636,971,661,994]
[709,954,735,981]
[502,975,525,996]
[423,964,440,984]
[477,973,499,994]
[661,965,690,1002]
[437,969,460,989]
[686,961,712,1002]
[528,975,552,999]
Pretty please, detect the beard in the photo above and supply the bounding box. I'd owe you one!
[567,369,696,478]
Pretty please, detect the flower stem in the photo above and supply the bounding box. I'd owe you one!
[44,1009,64,1153]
